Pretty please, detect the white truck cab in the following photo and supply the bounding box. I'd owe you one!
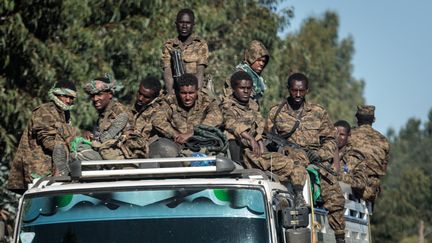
[10,156,370,243]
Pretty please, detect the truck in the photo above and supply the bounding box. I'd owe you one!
[2,156,371,243]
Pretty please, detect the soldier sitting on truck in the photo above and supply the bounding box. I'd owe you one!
[151,73,223,158]
[8,80,79,191]
[221,70,308,207]
[81,74,146,164]
[266,73,346,243]
[131,76,163,155]
[334,120,368,198]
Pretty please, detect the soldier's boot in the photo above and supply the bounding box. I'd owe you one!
[335,233,346,243]
[293,185,307,208]
[53,144,69,176]
[99,112,128,143]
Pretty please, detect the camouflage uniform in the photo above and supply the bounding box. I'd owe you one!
[152,93,222,138]
[8,102,77,190]
[161,34,208,77]
[351,106,390,202]
[222,95,307,186]
[335,145,368,197]
[132,96,163,142]
[267,100,346,236]
[94,99,145,160]
[223,40,269,100]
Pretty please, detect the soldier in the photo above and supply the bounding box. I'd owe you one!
[151,73,222,157]
[162,8,208,94]
[132,76,162,145]
[222,70,307,206]
[8,80,78,191]
[350,105,390,203]
[83,74,145,161]
[266,73,346,243]
[334,120,368,197]
[223,40,269,101]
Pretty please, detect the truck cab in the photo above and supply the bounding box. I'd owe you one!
[9,156,370,243]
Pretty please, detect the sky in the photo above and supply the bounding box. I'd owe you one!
[278,0,432,134]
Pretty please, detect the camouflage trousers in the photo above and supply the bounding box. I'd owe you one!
[243,149,308,187]
[286,148,346,235]
[320,163,346,236]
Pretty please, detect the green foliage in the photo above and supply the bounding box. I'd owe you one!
[1,2,366,239]
[372,111,432,242]
[0,0,291,166]
[273,11,364,122]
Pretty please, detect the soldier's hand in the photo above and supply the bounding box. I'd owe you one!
[241,131,261,157]
[175,131,193,144]
[82,130,94,140]
[250,139,261,157]
[258,140,267,153]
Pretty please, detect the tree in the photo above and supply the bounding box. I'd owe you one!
[270,11,364,122]
[0,0,290,165]
[372,110,432,242]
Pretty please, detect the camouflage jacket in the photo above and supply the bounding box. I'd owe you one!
[94,99,146,159]
[8,102,77,189]
[336,144,368,193]
[95,99,133,137]
[153,93,222,138]
[350,124,390,177]
[221,95,264,146]
[223,40,269,100]
[132,97,163,142]
[267,100,336,161]
[161,34,208,74]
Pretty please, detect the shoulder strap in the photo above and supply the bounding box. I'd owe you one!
[270,100,287,133]
[271,100,303,139]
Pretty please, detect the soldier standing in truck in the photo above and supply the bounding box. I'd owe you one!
[223,40,269,102]
[350,105,390,204]
[161,8,208,94]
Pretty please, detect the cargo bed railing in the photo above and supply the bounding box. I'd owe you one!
[70,156,236,180]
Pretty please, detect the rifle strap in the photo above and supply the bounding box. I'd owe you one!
[270,100,287,134]
[271,99,303,139]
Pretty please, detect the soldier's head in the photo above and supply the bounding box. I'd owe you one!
[175,73,198,110]
[176,8,195,39]
[230,70,253,104]
[287,73,309,108]
[48,80,77,111]
[335,120,351,149]
[355,105,375,125]
[244,40,269,75]
[85,75,118,112]
[135,76,161,110]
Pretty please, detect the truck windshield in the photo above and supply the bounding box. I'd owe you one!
[19,187,269,243]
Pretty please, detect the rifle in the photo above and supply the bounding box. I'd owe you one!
[171,49,185,79]
[265,131,338,177]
